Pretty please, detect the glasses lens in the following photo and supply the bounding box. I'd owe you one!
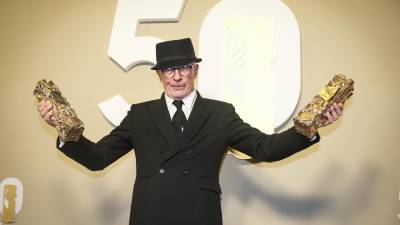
[162,68,174,77]
[162,64,194,78]
[179,65,192,75]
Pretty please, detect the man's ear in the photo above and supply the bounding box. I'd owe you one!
[193,64,199,79]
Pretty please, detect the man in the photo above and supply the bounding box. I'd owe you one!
[37,38,343,225]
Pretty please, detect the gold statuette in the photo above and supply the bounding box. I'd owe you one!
[1,185,16,224]
[33,79,84,142]
[293,74,354,138]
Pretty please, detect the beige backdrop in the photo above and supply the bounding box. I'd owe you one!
[0,0,399,225]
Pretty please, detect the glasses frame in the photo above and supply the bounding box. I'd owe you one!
[161,63,196,79]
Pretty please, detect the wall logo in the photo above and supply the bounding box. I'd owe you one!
[0,178,23,224]
[99,0,301,157]
[100,0,301,129]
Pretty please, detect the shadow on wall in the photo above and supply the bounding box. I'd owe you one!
[220,157,379,224]
[49,164,134,225]
[49,154,378,225]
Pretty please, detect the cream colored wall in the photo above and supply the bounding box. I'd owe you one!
[0,0,399,225]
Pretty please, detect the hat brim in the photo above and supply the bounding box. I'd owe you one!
[151,57,202,70]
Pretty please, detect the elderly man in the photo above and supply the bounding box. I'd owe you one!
[37,38,343,225]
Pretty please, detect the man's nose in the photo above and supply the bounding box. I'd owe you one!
[172,69,181,80]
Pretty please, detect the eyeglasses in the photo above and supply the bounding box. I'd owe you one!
[161,64,195,78]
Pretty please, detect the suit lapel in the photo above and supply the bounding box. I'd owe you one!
[149,94,178,147]
[162,92,210,163]
[176,93,209,151]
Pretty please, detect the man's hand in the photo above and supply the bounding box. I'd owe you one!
[37,100,55,127]
[322,103,344,126]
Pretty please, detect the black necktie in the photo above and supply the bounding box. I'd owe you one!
[172,100,187,134]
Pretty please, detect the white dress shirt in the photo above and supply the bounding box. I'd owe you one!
[164,90,197,120]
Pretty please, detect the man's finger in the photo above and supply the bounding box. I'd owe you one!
[46,102,52,109]
[40,107,49,117]
[329,106,337,118]
[40,109,46,117]
[325,111,332,121]
[39,102,52,117]
[334,103,343,115]
[322,111,333,126]
[44,110,53,121]
[37,101,45,112]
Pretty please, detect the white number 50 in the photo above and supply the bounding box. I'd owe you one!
[101,0,301,135]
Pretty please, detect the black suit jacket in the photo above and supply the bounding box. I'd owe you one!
[57,92,320,225]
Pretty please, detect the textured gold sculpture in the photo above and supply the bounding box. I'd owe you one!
[293,74,354,138]
[33,79,84,142]
[1,185,16,224]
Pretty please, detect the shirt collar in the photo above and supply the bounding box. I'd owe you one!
[165,90,197,111]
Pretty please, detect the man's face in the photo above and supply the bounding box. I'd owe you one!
[157,64,199,100]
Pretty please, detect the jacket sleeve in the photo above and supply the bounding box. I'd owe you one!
[226,104,320,162]
[56,105,135,171]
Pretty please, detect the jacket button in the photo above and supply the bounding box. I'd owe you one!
[182,170,189,175]
[159,168,166,174]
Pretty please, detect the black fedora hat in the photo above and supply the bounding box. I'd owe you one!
[151,38,202,70]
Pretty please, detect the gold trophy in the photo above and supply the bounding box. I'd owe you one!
[33,79,84,142]
[1,185,16,224]
[293,74,354,138]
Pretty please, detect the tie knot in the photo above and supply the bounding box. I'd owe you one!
[173,100,184,109]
